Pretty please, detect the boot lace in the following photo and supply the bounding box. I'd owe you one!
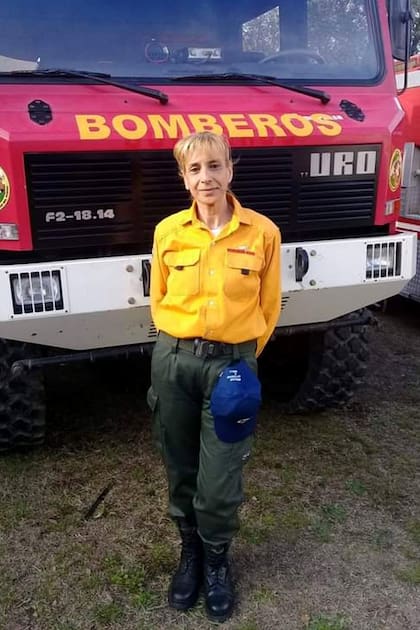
[205,546,228,586]
[178,528,201,573]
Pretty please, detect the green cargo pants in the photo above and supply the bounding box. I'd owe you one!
[147,332,258,546]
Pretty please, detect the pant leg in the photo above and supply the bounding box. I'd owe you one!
[194,347,258,546]
[148,336,202,520]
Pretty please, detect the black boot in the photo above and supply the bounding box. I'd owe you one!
[168,517,203,610]
[203,543,234,623]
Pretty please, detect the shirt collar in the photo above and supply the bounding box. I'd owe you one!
[181,193,252,227]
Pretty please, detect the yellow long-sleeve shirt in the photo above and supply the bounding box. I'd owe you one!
[150,194,281,357]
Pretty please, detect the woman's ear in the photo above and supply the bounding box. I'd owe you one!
[228,162,233,184]
[181,172,189,190]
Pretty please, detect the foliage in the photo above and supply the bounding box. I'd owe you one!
[308,0,369,61]
[243,1,371,63]
[242,7,280,56]
[412,0,420,53]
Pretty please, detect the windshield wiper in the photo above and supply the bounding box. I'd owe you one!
[6,68,169,104]
[173,72,330,104]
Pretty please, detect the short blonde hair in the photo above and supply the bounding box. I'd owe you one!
[173,131,232,174]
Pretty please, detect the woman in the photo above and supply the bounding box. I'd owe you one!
[148,131,281,622]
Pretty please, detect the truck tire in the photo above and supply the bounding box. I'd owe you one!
[0,339,46,451]
[259,309,370,413]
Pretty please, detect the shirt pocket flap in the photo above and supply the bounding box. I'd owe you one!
[164,249,201,268]
[226,251,263,272]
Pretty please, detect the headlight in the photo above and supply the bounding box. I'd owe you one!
[0,223,19,240]
[10,270,63,314]
[366,242,401,279]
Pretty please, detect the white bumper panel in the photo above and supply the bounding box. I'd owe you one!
[396,221,420,301]
[399,242,420,301]
[0,232,416,349]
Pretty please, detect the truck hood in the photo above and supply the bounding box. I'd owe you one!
[0,82,404,150]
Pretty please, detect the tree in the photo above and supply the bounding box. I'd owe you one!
[411,0,420,54]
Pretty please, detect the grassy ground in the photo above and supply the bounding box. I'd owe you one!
[0,298,419,630]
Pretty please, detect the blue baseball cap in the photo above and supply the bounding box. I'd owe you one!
[210,359,262,443]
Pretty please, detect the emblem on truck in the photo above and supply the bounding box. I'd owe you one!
[388,148,402,192]
[309,150,377,177]
[0,167,10,210]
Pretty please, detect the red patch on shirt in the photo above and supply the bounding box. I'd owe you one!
[227,248,255,255]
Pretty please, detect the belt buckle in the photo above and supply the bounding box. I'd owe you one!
[194,339,216,357]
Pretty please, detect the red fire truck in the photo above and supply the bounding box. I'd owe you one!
[0,1,417,451]
[396,54,420,301]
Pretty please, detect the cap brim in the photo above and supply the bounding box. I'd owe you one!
[214,414,257,443]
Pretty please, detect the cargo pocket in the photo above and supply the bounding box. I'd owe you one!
[223,251,263,301]
[147,386,162,453]
[163,249,201,296]
[227,435,253,474]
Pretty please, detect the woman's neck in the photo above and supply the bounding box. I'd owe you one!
[196,197,233,230]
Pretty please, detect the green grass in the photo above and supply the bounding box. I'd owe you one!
[311,503,347,543]
[278,507,311,542]
[148,541,176,575]
[312,518,333,543]
[249,485,281,507]
[132,589,158,610]
[103,555,147,594]
[102,554,160,611]
[396,563,420,585]
[345,479,367,496]
[252,586,276,604]
[373,529,394,549]
[0,499,31,530]
[93,601,125,624]
[234,621,259,630]
[321,503,347,523]
[0,582,14,628]
[0,453,37,477]
[1,310,419,630]
[408,520,420,546]
[240,513,277,545]
[241,503,311,545]
[306,614,350,630]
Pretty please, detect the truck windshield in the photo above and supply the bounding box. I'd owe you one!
[0,0,381,83]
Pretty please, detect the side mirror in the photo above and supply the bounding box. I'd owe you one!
[388,0,412,61]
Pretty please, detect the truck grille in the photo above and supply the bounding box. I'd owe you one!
[25,146,378,251]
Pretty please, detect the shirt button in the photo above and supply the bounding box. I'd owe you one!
[208,300,215,306]
[209,269,215,276]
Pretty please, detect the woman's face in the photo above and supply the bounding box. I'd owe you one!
[182,145,233,210]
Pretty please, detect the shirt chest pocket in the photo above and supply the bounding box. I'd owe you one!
[164,249,201,296]
[223,251,263,301]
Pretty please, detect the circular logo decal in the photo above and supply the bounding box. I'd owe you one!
[0,167,10,210]
[389,148,402,192]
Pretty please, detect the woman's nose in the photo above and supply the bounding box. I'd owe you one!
[200,168,211,182]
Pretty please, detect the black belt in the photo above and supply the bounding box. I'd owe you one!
[158,331,256,358]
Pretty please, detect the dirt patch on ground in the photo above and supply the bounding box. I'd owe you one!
[0,297,419,630]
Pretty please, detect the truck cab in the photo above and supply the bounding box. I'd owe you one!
[396,53,420,302]
[0,0,417,450]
